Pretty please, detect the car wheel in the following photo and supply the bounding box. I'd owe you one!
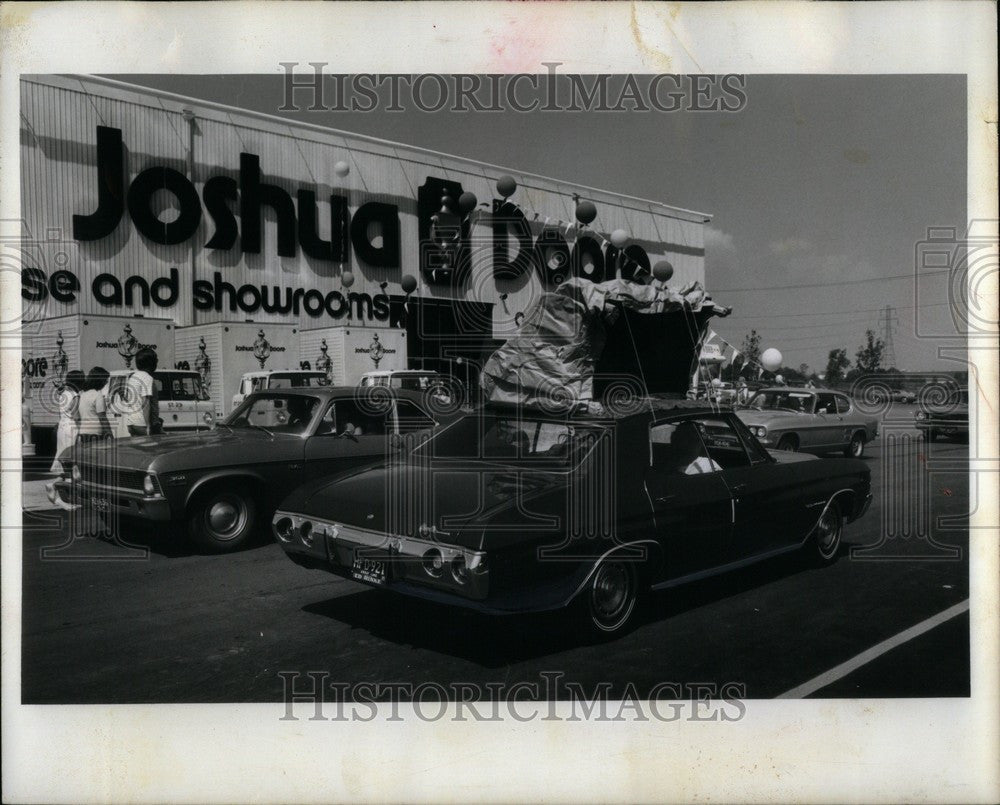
[188,484,257,553]
[578,559,641,640]
[844,432,865,458]
[777,435,798,452]
[811,501,843,566]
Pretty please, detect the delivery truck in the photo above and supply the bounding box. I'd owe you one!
[298,325,408,387]
[22,314,175,456]
[174,322,301,419]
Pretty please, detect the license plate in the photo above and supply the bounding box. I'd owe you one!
[351,553,388,585]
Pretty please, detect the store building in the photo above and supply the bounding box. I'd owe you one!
[20,75,711,440]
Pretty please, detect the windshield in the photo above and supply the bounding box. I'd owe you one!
[154,372,207,401]
[266,372,325,389]
[225,393,321,435]
[747,390,815,413]
[413,412,602,464]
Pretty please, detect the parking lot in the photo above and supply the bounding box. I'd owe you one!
[20,406,970,704]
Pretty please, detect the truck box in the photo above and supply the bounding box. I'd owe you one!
[24,314,176,429]
[174,322,301,418]
[298,325,408,386]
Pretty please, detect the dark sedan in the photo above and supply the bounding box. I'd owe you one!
[273,399,872,638]
[52,387,440,552]
[915,387,969,441]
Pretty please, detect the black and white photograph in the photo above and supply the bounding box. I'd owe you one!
[2,2,997,803]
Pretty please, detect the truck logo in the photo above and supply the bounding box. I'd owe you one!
[117,323,139,367]
[252,329,272,368]
[368,333,385,368]
[315,339,333,385]
[52,331,68,385]
[195,337,212,391]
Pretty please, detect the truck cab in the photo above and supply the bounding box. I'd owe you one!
[231,369,327,410]
[106,369,215,432]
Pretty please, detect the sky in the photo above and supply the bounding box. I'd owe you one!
[113,73,968,374]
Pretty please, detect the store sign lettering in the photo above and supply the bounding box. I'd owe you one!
[72,126,401,267]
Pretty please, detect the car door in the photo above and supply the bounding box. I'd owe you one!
[643,419,735,579]
[811,392,843,449]
[833,393,858,445]
[303,397,395,478]
[695,414,812,557]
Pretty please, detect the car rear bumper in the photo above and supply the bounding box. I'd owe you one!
[52,480,173,521]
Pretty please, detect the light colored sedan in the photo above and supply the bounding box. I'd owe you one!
[735,387,879,457]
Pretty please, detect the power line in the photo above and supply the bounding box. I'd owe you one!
[725,300,952,320]
[711,268,953,293]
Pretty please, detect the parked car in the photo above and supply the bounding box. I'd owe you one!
[273,399,872,639]
[735,387,879,457]
[51,387,440,552]
[891,389,917,404]
[915,387,969,441]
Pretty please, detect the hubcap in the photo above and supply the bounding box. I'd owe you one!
[591,562,634,628]
[207,497,245,539]
[817,509,840,556]
[852,437,862,456]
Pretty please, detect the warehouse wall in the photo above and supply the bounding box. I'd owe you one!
[20,75,708,340]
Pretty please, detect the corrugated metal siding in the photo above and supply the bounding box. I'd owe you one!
[21,76,707,336]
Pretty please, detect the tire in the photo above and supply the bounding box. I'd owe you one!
[810,501,843,566]
[576,558,641,640]
[776,435,798,452]
[844,432,865,458]
[187,483,257,553]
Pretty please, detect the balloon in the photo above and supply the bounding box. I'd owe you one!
[341,270,355,289]
[334,160,350,178]
[711,378,723,387]
[458,192,478,215]
[575,200,597,225]
[761,348,783,372]
[610,229,629,248]
[652,260,674,282]
[400,274,418,294]
[496,175,517,198]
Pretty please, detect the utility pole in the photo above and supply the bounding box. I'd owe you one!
[879,304,898,369]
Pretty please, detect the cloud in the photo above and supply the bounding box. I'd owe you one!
[704,226,737,275]
[769,237,812,256]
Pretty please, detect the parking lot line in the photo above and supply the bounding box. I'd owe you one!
[776,599,971,699]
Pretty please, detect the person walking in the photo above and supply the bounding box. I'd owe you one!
[117,348,161,438]
[50,369,84,474]
[78,366,112,443]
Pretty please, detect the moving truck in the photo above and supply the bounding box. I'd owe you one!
[22,314,175,455]
[298,325,408,386]
[174,322,301,419]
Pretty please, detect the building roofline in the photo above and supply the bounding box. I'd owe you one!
[22,74,713,225]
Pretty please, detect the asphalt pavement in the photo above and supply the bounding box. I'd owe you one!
[20,405,971,703]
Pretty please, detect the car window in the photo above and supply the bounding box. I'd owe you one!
[834,395,852,414]
[649,421,722,474]
[394,400,435,434]
[315,398,390,437]
[815,393,837,414]
[748,390,815,413]
[729,416,772,464]
[228,394,320,434]
[695,417,751,469]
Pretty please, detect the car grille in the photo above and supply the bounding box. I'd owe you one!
[78,464,146,492]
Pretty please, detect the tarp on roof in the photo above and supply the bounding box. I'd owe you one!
[480,277,730,413]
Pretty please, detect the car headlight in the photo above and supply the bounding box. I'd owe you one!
[915,411,927,420]
[451,554,468,585]
[142,473,158,496]
[71,464,81,483]
[754,426,767,437]
[203,411,214,424]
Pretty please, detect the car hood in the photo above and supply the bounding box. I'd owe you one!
[280,460,568,551]
[735,409,808,425]
[70,429,303,472]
